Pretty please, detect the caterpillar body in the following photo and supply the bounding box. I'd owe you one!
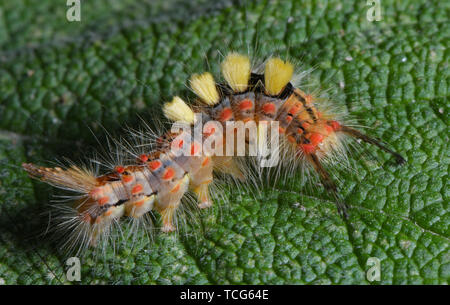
[22,52,405,253]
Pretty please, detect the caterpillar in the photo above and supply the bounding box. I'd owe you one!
[22,52,406,254]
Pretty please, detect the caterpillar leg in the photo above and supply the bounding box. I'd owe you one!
[339,125,406,165]
[88,204,125,246]
[308,153,349,218]
[155,174,190,232]
[189,156,214,209]
[193,183,213,209]
[212,156,245,180]
[159,207,177,233]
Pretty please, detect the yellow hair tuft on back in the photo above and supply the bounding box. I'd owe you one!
[162,96,195,124]
[221,52,251,93]
[189,72,220,105]
[264,57,294,96]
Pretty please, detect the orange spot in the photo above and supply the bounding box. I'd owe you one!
[122,175,133,183]
[330,120,341,131]
[219,108,233,121]
[279,127,285,134]
[115,166,125,174]
[301,144,316,154]
[325,125,334,134]
[297,128,304,134]
[191,143,200,155]
[239,99,253,111]
[139,154,148,162]
[171,184,181,193]
[288,105,300,115]
[148,160,162,171]
[104,209,113,217]
[98,196,109,205]
[202,157,210,167]
[132,184,143,194]
[163,167,175,180]
[171,138,183,149]
[204,126,215,136]
[285,115,293,123]
[287,135,296,143]
[89,187,103,198]
[262,103,276,114]
[310,133,324,146]
[301,122,310,129]
[135,199,145,207]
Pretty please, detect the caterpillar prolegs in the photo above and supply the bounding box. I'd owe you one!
[22,52,405,252]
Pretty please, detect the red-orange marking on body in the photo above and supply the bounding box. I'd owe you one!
[301,122,310,129]
[171,183,181,193]
[325,125,334,134]
[191,143,200,155]
[139,154,148,162]
[330,120,341,131]
[285,115,293,123]
[310,133,324,146]
[301,144,316,154]
[104,209,113,217]
[89,187,103,198]
[202,157,210,167]
[239,99,253,111]
[148,160,162,171]
[297,128,304,134]
[279,127,285,134]
[98,196,109,205]
[262,103,276,114]
[287,135,296,143]
[288,105,300,115]
[171,138,183,149]
[163,167,175,180]
[122,175,133,183]
[135,199,145,207]
[115,166,125,174]
[203,126,215,136]
[132,184,143,194]
[219,108,233,121]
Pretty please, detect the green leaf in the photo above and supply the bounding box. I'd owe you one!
[0,0,448,284]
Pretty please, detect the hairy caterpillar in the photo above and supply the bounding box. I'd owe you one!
[22,52,405,254]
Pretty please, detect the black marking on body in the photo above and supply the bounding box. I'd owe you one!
[249,73,264,89]
[114,199,128,206]
[292,91,317,122]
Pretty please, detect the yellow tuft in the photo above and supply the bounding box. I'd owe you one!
[221,52,251,93]
[264,57,294,96]
[189,72,220,105]
[162,96,195,124]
